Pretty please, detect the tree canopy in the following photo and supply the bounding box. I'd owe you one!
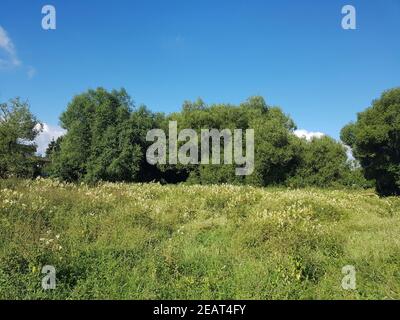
[47,88,163,183]
[1,88,378,191]
[47,88,360,189]
[0,98,42,178]
[341,88,400,196]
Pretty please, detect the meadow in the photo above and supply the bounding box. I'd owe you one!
[0,178,399,300]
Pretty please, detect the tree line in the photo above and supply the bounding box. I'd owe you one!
[1,87,399,196]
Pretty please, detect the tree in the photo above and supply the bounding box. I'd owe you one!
[287,136,351,188]
[50,88,163,183]
[341,88,400,196]
[45,136,63,158]
[49,88,373,189]
[0,98,42,178]
[164,96,301,186]
[246,106,299,186]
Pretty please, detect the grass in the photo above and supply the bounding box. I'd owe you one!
[0,178,399,299]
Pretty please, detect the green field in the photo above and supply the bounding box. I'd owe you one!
[1,179,399,299]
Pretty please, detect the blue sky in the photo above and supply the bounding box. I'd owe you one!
[0,0,399,148]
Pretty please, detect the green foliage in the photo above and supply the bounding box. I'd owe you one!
[341,88,400,196]
[45,137,62,159]
[165,96,357,188]
[165,96,301,186]
[287,136,352,188]
[1,179,399,299]
[0,99,42,178]
[47,89,365,189]
[49,88,163,183]
[246,106,299,186]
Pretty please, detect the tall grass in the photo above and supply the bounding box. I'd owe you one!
[0,178,399,299]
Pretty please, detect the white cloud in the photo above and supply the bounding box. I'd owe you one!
[344,144,355,160]
[27,66,36,79]
[0,25,21,68]
[35,123,66,156]
[294,129,325,141]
